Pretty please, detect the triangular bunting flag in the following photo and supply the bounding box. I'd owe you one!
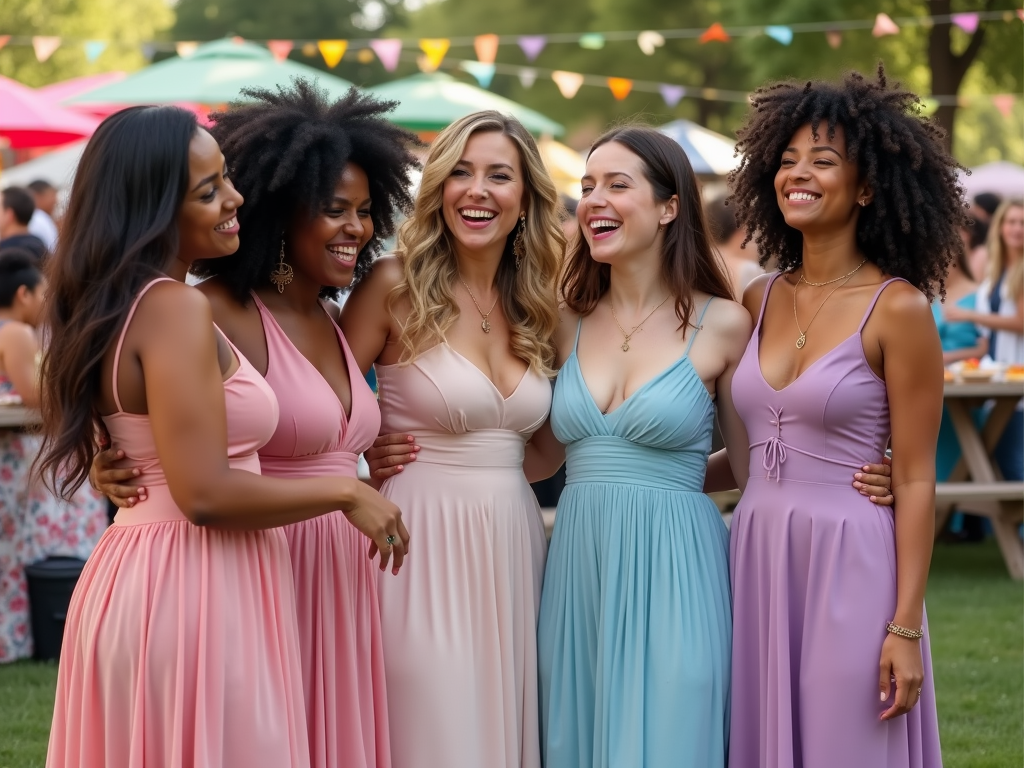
[872,13,900,37]
[370,39,402,71]
[301,42,318,57]
[826,31,843,49]
[461,61,496,88]
[551,71,584,99]
[32,36,61,62]
[699,23,730,44]
[637,30,665,56]
[0,36,9,51]
[474,34,499,64]
[419,38,449,71]
[268,40,293,62]
[951,13,979,34]
[519,68,538,88]
[1018,9,1024,21]
[993,94,1016,118]
[318,40,348,68]
[765,25,793,45]
[84,41,107,62]
[176,41,199,58]
[659,84,685,108]
[518,35,546,61]
[579,33,605,50]
[357,48,375,63]
[607,77,632,100]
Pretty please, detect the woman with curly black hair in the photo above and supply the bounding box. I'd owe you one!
[92,81,418,768]
[725,66,959,768]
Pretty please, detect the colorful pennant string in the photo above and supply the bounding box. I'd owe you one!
[318,40,348,68]
[370,38,402,71]
[267,40,293,62]
[474,33,499,64]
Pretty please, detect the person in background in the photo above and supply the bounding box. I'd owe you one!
[558,194,578,242]
[27,180,60,253]
[0,249,107,663]
[973,192,1001,223]
[705,193,763,299]
[0,188,47,260]
[947,198,1024,483]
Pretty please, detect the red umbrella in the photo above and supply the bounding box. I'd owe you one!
[0,75,99,149]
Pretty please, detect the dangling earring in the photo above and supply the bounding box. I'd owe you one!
[270,240,294,293]
[513,213,527,270]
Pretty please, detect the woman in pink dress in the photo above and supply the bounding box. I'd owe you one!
[38,106,406,768]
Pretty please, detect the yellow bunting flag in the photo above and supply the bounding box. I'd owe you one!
[607,77,633,100]
[318,40,348,68]
[419,38,450,72]
[551,71,584,99]
[474,34,499,64]
[699,23,730,44]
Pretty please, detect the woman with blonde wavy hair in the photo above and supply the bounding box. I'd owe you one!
[341,110,564,768]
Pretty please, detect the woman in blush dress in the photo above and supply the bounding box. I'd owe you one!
[340,111,564,768]
[725,67,964,768]
[39,106,405,768]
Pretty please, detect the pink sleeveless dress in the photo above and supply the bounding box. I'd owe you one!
[728,275,942,768]
[374,343,551,768]
[251,293,389,768]
[46,278,310,768]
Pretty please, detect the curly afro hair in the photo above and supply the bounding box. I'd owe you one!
[728,64,967,300]
[191,78,420,302]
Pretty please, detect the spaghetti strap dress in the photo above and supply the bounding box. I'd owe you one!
[46,278,310,768]
[728,274,942,768]
[538,298,732,768]
[374,343,551,768]
[251,293,390,768]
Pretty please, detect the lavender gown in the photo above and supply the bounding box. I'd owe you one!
[729,274,942,768]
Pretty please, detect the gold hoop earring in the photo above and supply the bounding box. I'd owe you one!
[270,240,294,293]
[513,214,526,269]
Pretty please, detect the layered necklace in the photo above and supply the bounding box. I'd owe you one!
[792,259,867,349]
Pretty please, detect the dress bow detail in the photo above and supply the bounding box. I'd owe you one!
[762,406,786,482]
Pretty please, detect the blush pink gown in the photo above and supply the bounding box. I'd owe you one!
[46,278,309,768]
[374,343,551,768]
[251,293,389,768]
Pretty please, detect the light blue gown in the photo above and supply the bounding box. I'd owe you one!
[538,300,731,768]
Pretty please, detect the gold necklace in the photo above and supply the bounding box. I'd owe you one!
[458,275,500,333]
[610,295,671,352]
[799,258,868,287]
[792,261,867,349]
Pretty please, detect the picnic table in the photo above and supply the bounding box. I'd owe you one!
[937,379,1024,579]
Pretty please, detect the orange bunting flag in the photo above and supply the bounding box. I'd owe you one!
[607,77,633,100]
[552,70,584,99]
[0,36,10,51]
[419,38,450,71]
[32,36,61,62]
[318,40,348,68]
[474,34,499,64]
[993,94,1016,117]
[872,13,900,37]
[826,31,842,49]
[699,23,730,44]
[268,40,294,62]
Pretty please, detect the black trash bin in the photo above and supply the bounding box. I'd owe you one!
[24,556,85,661]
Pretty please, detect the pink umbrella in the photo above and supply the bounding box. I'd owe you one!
[0,75,99,149]
[36,72,128,118]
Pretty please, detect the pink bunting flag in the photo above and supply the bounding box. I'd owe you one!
[993,94,1016,118]
[32,36,61,62]
[659,84,685,108]
[370,39,402,71]
[551,70,584,99]
[1018,9,1024,21]
[518,35,546,62]
[826,31,843,49]
[474,34,499,65]
[872,13,900,37]
[268,40,293,62]
[951,13,979,33]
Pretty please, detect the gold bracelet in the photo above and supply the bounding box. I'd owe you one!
[886,621,924,640]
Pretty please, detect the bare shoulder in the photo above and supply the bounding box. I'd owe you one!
[705,296,753,340]
[360,254,404,293]
[134,280,214,335]
[0,320,37,344]
[741,272,775,319]
[195,276,248,321]
[875,280,931,320]
[553,302,581,366]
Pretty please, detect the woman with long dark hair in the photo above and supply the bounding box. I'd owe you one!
[39,105,406,768]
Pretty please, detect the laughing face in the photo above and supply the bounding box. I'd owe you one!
[286,163,373,289]
[441,130,526,259]
[178,128,243,263]
[774,123,870,234]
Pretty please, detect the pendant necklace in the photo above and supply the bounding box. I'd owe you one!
[611,295,671,352]
[792,259,867,349]
[458,275,499,333]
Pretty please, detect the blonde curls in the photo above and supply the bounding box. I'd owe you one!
[392,111,564,374]
[986,199,1024,305]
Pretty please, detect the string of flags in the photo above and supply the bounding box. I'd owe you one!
[0,10,1021,113]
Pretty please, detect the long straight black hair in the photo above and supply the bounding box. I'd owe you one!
[37,105,199,497]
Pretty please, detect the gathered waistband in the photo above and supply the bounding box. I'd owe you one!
[565,436,707,492]
[406,429,526,468]
[259,451,359,479]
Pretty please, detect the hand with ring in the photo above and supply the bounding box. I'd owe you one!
[343,481,411,574]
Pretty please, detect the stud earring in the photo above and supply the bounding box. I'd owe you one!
[270,240,294,293]
[859,200,867,207]
[513,213,527,269]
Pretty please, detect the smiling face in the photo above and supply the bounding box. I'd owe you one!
[286,164,373,289]
[1000,204,1024,254]
[441,130,526,259]
[577,140,676,266]
[773,123,869,235]
[177,128,243,263]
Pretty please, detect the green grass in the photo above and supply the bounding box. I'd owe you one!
[0,541,1020,768]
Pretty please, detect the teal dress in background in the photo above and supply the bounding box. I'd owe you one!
[932,294,980,480]
[538,299,730,768]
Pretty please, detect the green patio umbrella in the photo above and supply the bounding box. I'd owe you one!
[66,39,354,107]
[368,73,563,137]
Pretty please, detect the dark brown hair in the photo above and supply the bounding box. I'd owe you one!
[560,125,733,327]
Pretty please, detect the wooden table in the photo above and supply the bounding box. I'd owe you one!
[938,379,1024,579]
[0,405,40,429]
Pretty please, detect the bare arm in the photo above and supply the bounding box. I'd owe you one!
[339,255,404,375]
[703,449,736,493]
[0,323,41,408]
[942,335,988,365]
[524,419,565,483]
[946,303,1024,334]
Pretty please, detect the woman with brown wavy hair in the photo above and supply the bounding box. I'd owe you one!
[340,110,564,768]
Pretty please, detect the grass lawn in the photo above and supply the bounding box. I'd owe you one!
[0,540,1020,768]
